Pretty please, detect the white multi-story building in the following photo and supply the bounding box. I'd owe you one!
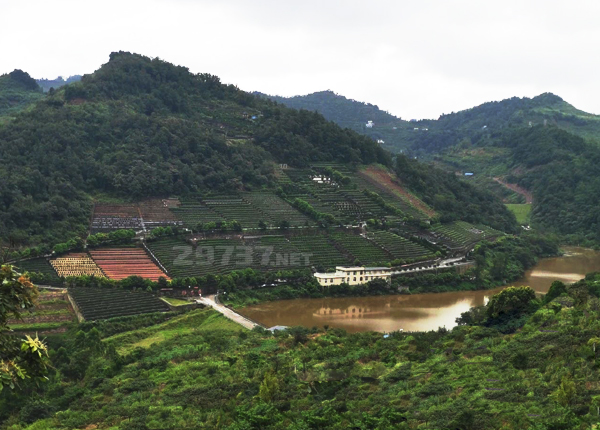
[314,266,392,286]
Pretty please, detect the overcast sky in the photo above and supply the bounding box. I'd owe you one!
[2,0,599,119]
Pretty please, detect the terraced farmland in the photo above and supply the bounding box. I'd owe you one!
[89,248,169,281]
[280,165,434,223]
[204,197,264,228]
[170,201,225,227]
[147,237,246,278]
[69,288,170,320]
[14,257,62,286]
[9,290,74,334]
[91,203,142,232]
[249,236,309,270]
[330,232,391,266]
[139,199,183,228]
[431,221,504,250]
[242,193,312,227]
[289,234,351,268]
[368,231,435,262]
[50,253,105,278]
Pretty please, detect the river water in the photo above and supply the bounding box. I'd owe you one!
[239,247,600,333]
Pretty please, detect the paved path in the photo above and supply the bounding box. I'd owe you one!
[391,257,471,276]
[197,295,259,330]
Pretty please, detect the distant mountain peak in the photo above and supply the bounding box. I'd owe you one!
[531,92,564,106]
[3,69,40,92]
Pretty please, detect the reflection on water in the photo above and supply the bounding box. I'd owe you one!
[240,247,600,333]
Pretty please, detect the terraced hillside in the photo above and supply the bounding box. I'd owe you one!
[329,232,392,266]
[91,203,142,232]
[8,289,74,334]
[170,200,225,227]
[368,231,435,263]
[14,257,62,286]
[430,221,504,251]
[242,193,313,227]
[89,248,169,281]
[279,164,434,223]
[92,200,182,233]
[50,253,105,278]
[69,288,170,320]
[288,234,351,268]
[147,237,246,278]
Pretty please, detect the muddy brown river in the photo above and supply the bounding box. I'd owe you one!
[239,247,600,332]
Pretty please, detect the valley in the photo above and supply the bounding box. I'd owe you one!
[2,51,600,430]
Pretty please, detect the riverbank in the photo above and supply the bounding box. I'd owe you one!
[221,235,560,308]
[237,246,600,333]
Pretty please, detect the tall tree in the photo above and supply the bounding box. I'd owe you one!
[0,265,49,391]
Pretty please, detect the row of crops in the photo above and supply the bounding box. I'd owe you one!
[8,290,74,333]
[430,221,504,250]
[14,258,63,286]
[69,288,170,321]
[279,165,430,223]
[367,231,435,261]
[89,164,432,232]
[146,230,437,277]
[171,194,312,229]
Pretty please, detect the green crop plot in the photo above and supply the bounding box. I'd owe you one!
[506,204,532,225]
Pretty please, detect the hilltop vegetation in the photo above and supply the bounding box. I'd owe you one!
[0,70,43,122]
[3,273,600,429]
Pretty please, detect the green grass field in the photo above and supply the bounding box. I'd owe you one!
[506,203,532,224]
[162,297,191,306]
[105,309,243,354]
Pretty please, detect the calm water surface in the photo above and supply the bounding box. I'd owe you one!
[240,247,600,332]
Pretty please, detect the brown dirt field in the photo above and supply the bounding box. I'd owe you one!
[361,166,437,218]
[493,177,533,204]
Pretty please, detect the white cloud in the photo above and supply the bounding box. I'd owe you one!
[2,0,599,118]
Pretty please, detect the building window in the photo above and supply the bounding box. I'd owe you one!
[360,277,363,281]
[353,277,356,281]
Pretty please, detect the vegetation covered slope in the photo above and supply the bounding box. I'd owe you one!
[394,155,518,232]
[3,274,600,429]
[0,52,390,246]
[411,92,600,153]
[440,126,600,244]
[35,75,81,93]
[0,70,43,123]
[257,90,411,151]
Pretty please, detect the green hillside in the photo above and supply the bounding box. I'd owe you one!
[4,274,600,429]
[0,52,390,247]
[0,52,518,250]
[0,70,44,123]
[257,90,412,152]
[439,126,600,245]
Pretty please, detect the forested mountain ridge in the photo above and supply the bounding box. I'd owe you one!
[36,75,81,92]
[0,52,519,249]
[407,92,600,155]
[256,90,412,152]
[0,52,392,246]
[0,70,44,123]
[440,126,600,244]
[264,90,600,155]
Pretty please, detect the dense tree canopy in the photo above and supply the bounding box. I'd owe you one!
[0,52,390,246]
